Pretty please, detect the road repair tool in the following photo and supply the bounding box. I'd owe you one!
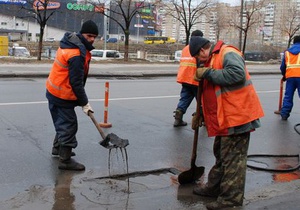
[178,81,205,185]
[274,77,284,114]
[88,112,129,149]
[100,82,112,128]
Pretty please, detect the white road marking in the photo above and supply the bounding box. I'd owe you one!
[0,90,280,106]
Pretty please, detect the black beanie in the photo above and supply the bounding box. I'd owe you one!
[294,35,300,44]
[80,20,99,36]
[189,36,210,57]
[191,30,203,37]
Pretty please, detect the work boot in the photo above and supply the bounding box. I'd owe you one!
[58,147,85,171]
[173,110,187,127]
[206,200,242,210]
[193,185,219,197]
[52,146,76,157]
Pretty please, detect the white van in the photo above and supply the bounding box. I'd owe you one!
[91,49,123,61]
[9,46,30,57]
[174,50,182,62]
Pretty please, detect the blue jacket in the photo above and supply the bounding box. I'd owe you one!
[46,32,94,108]
[280,42,300,76]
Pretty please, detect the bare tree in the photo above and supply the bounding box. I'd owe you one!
[208,3,231,41]
[20,0,57,60]
[91,0,150,61]
[230,0,265,54]
[163,0,215,46]
[279,2,300,48]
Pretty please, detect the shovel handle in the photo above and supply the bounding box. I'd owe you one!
[191,80,203,167]
[88,112,107,140]
[278,78,284,111]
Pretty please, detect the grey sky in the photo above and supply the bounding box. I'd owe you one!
[219,0,240,6]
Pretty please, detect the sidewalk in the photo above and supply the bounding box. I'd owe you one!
[0,61,281,78]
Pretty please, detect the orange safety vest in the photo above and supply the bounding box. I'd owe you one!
[202,44,264,137]
[177,45,198,86]
[46,48,91,100]
[285,51,300,78]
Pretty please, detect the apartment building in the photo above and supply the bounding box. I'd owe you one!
[1,0,300,50]
[160,0,300,51]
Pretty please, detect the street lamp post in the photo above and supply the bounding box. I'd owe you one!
[239,0,244,51]
[103,14,107,50]
[136,14,140,44]
[103,0,110,50]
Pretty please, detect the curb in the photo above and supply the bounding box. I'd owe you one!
[0,71,281,78]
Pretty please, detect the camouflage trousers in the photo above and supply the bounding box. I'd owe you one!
[206,132,250,206]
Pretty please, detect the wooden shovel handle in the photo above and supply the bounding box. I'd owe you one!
[191,80,203,167]
[88,112,107,140]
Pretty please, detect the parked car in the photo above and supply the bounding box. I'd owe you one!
[106,38,118,43]
[8,46,30,57]
[244,51,279,61]
[45,37,55,42]
[91,49,123,61]
[174,50,182,62]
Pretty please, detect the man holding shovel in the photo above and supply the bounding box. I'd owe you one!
[173,29,203,127]
[189,36,264,209]
[46,20,98,171]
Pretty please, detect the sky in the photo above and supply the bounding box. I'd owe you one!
[219,0,240,6]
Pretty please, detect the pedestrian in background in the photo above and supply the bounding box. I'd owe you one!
[280,35,300,120]
[46,20,98,171]
[189,36,264,209]
[173,30,203,127]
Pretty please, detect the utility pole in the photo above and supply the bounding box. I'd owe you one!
[103,0,110,50]
[239,0,244,51]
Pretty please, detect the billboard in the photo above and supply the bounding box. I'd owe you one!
[33,1,60,10]
[0,0,26,5]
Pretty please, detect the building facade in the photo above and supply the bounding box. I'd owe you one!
[1,0,300,50]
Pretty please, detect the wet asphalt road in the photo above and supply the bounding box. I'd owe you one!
[0,74,300,209]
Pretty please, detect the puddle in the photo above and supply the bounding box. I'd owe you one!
[80,170,180,206]
[247,154,300,183]
[80,148,181,208]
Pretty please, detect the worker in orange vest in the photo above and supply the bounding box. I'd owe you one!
[173,30,203,127]
[46,20,98,171]
[189,36,264,209]
[280,35,300,120]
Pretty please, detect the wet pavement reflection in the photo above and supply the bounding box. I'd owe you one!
[53,171,76,210]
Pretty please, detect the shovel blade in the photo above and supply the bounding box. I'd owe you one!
[178,166,205,185]
[99,133,129,149]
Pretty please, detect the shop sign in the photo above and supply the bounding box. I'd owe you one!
[33,1,60,10]
[66,2,94,12]
[141,15,154,20]
[0,0,26,5]
[141,8,151,14]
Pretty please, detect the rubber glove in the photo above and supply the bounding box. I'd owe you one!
[282,76,286,82]
[191,112,204,130]
[194,67,210,81]
[82,103,94,116]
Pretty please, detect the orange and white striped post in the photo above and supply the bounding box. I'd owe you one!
[99,82,112,128]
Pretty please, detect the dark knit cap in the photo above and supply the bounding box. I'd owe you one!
[189,36,210,57]
[294,35,300,44]
[191,30,203,37]
[80,20,98,36]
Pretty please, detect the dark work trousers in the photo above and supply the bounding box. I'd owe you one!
[48,102,78,149]
[281,77,300,118]
[176,83,198,113]
[206,132,250,205]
